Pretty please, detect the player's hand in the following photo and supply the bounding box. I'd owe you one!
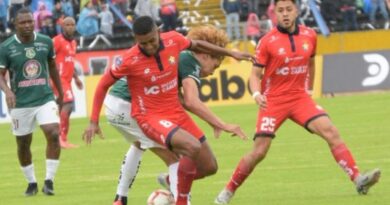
[56,94,63,111]
[212,126,223,139]
[230,51,255,62]
[75,78,84,90]
[254,94,267,109]
[82,122,104,145]
[4,90,16,109]
[222,123,248,140]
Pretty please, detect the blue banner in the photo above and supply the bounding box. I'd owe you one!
[107,1,133,30]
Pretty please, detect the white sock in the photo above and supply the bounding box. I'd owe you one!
[168,162,179,200]
[45,159,60,181]
[116,145,144,197]
[21,164,37,183]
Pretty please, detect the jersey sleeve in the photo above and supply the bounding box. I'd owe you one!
[254,38,269,67]
[0,44,8,69]
[109,53,131,79]
[172,31,191,51]
[178,51,201,86]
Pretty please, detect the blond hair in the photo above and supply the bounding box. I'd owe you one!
[186,25,229,48]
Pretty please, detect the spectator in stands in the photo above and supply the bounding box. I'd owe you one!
[321,0,340,30]
[248,0,260,14]
[340,0,359,31]
[221,0,241,40]
[245,12,260,44]
[134,0,160,22]
[112,0,128,17]
[99,3,114,36]
[9,0,25,28]
[41,15,57,37]
[370,0,390,29]
[159,0,178,32]
[61,0,74,18]
[0,0,9,33]
[76,1,99,37]
[34,1,53,32]
[52,1,65,34]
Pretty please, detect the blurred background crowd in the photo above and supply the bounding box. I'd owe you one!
[1,0,389,50]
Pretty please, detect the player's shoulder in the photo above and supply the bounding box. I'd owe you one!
[258,28,280,44]
[35,33,53,44]
[298,25,317,38]
[0,35,17,49]
[160,31,183,39]
[52,34,63,42]
[179,50,193,61]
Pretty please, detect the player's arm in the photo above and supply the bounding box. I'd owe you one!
[0,69,16,108]
[250,65,267,109]
[72,70,83,90]
[181,78,247,139]
[189,40,254,62]
[82,70,118,144]
[48,57,64,109]
[307,57,315,95]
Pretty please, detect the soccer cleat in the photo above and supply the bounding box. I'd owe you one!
[355,168,381,195]
[214,188,234,204]
[113,195,127,205]
[42,179,55,195]
[24,182,38,196]
[157,173,170,191]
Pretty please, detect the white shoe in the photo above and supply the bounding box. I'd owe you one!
[384,21,390,30]
[214,188,234,204]
[355,168,381,195]
[157,173,170,191]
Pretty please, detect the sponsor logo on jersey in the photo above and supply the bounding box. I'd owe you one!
[302,42,309,51]
[278,48,286,55]
[168,56,176,65]
[25,47,36,59]
[144,68,150,74]
[23,60,41,79]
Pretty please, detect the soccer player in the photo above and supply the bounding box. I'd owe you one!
[0,8,63,196]
[107,25,247,205]
[52,16,83,149]
[83,16,252,205]
[214,0,381,204]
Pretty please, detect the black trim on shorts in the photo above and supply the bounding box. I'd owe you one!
[166,126,180,150]
[304,113,329,133]
[253,132,275,140]
[253,63,265,68]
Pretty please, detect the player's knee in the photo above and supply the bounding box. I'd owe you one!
[321,125,340,142]
[251,149,268,163]
[183,141,201,158]
[46,129,60,143]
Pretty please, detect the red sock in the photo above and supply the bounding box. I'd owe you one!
[60,111,70,142]
[226,158,252,193]
[331,143,360,181]
[176,157,196,205]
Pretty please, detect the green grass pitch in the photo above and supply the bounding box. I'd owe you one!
[0,92,389,205]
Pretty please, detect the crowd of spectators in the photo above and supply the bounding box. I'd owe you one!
[0,0,389,49]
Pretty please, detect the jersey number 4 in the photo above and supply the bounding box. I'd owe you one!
[260,117,276,132]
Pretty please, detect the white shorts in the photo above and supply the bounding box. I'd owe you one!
[104,94,162,149]
[9,101,59,136]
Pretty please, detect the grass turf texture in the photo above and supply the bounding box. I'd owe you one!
[0,92,389,205]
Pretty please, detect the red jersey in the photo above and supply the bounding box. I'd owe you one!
[53,34,77,84]
[110,31,191,118]
[254,25,316,97]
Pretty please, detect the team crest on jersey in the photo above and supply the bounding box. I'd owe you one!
[278,48,286,55]
[144,68,150,74]
[168,56,175,65]
[23,60,42,79]
[25,47,36,59]
[302,42,309,51]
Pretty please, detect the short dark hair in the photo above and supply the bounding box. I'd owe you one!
[133,16,156,35]
[15,7,33,19]
[275,0,296,4]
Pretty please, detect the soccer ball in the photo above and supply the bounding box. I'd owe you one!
[147,189,175,205]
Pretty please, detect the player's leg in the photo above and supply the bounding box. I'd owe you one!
[215,136,272,204]
[37,101,61,195]
[59,85,77,148]
[59,102,77,148]
[11,107,38,196]
[169,128,201,205]
[307,116,380,194]
[194,141,218,179]
[216,100,287,204]
[293,95,380,194]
